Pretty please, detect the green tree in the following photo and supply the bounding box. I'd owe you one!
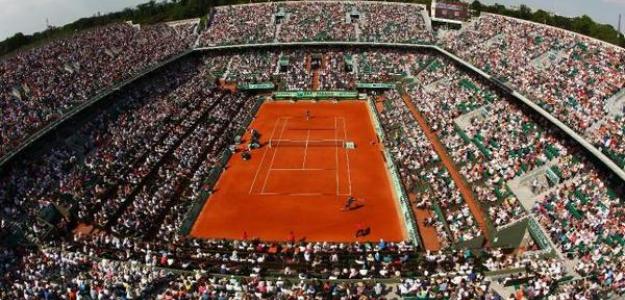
[470,0,482,13]
[531,10,550,25]
[517,5,532,20]
[572,15,594,36]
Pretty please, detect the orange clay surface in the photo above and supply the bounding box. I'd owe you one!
[190,101,406,242]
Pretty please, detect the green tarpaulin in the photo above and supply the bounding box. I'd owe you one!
[238,82,275,90]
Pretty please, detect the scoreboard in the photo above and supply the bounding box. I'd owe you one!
[432,0,469,23]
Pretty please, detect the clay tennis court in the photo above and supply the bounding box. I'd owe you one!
[190,100,406,242]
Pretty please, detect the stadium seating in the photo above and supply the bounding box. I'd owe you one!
[197,1,433,46]
[440,14,625,171]
[2,2,625,298]
[0,23,197,159]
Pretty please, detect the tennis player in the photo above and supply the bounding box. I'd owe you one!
[343,195,357,211]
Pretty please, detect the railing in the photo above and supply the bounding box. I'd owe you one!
[273,90,359,99]
[527,218,553,254]
[195,41,435,52]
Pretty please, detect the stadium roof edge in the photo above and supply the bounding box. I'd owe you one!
[431,17,464,25]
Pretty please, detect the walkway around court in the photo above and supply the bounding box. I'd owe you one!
[399,89,492,246]
[408,193,442,251]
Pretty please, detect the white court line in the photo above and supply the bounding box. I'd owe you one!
[260,119,289,194]
[259,192,335,197]
[342,117,353,195]
[290,193,323,196]
[302,129,310,169]
[334,117,340,196]
[269,138,343,143]
[271,168,335,171]
[248,118,281,194]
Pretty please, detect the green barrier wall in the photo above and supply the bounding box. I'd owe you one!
[456,235,486,249]
[273,90,358,99]
[491,217,529,249]
[528,218,553,252]
[239,82,275,90]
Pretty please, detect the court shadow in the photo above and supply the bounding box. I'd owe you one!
[355,227,371,238]
[344,204,365,211]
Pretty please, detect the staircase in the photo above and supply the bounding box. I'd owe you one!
[312,70,321,91]
[222,56,235,80]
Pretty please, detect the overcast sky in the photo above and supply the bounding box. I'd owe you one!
[0,0,150,40]
[1,0,625,41]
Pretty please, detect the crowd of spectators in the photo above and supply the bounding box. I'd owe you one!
[1,57,200,238]
[0,52,262,243]
[532,167,625,293]
[4,6,625,297]
[406,51,625,297]
[379,89,481,246]
[406,57,526,228]
[0,22,197,159]
[280,50,312,90]
[3,237,523,298]
[226,52,276,83]
[1,247,172,299]
[319,50,355,90]
[279,2,356,43]
[197,1,433,47]
[155,275,394,299]
[440,14,625,170]
[358,2,432,44]
[357,49,412,82]
[112,92,255,238]
[200,4,276,46]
